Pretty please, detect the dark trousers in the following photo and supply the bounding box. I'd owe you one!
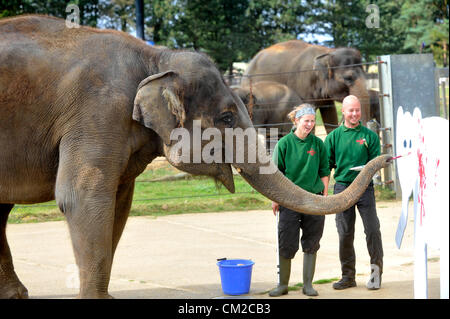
[278,205,325,259]
[333,183,384,279]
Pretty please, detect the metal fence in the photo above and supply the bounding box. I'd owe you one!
[377,54,448,196]
[12,56,449,211]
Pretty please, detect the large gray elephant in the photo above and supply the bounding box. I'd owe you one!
[242,40,371,134]
[0,15,391,298]
[231,81,302,136]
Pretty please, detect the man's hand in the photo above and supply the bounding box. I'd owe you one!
[272,201,279,216]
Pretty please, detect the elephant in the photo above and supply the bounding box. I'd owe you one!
[242,40,371,134]
[369,89,381,125]
[0,15,391,298]
[231,81,302,137]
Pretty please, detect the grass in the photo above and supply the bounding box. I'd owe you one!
[9,158,397,224]
[314,101,343,127]
[287,278,340,291]
[374,185,396,201]
[259,277,340,294]
[9,112,397,224]
[9,164,272,224]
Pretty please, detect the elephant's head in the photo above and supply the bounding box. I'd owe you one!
[313,48,371,124]
[230,85,256,118]
[133,50,391,215]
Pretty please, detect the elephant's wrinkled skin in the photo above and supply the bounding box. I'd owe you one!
[0,16,391,298]
[231,81,301,137]
[242,40,371,134]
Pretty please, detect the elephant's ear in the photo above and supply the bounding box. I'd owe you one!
[246,92,257,120]
[231,86,254,119]
[313,53,333,79]
[133,70,185,146]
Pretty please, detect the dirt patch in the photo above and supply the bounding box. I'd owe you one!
[145,157,180,172]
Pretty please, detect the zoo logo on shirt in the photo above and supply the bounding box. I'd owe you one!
[307,148,316,156]
[356,138,368,148]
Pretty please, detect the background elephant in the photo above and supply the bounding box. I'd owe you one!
[231,81,302,137]
[0,15,390,298]
[369,89,381,125]
[242,40,371,134]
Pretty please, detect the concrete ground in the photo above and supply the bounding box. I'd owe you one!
[7,200,442,299]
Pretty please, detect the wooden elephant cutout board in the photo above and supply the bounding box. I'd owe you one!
[395,106,449,299]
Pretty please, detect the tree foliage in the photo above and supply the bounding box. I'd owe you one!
[394,0,449,66]
[1,0,448,68]
[0,0,99,26]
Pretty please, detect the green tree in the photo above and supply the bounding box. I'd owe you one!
[144,0,177,44]
[126,0,253,70]
[394,0,449,66]
[307,0,407,63]
[158,0,257,72]
[0,0,27,17]
[0,0,99,27]
[98,0,134,31]
[246,0,308,51]
[154,0,308,71]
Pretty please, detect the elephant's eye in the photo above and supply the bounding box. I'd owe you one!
[217,111,235,127]
[343,75,354,83]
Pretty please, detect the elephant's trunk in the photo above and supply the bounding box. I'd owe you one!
[234,154,391,215]
[350,78,371,125]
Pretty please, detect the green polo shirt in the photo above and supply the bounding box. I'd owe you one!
[273,130,330,194]
[324,122,380,185]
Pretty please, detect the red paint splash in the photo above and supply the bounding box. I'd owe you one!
[435,159,440,187]
[417,148,426,226]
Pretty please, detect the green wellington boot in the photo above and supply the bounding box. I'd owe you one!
[269,256,291,297]
[302,253,319,296]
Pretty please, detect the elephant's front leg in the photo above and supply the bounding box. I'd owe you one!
[112,181,135,255]
[65,193,116,299]
[318,102,338,134]
[56,137,124,299]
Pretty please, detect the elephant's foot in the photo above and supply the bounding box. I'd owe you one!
[0,279,29,299]
[76,291,114,299]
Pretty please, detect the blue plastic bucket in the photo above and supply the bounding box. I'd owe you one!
[217,259,255,295]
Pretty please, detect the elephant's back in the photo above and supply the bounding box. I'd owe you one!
[245,41,306,74]
[0,15,153,75]
[252,81,301,104]
[0,14,147,48]
[244,40,326,86]
[0,15,155,110]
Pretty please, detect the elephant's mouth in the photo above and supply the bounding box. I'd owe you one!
[162,143,236,193]
[213,163,235,193]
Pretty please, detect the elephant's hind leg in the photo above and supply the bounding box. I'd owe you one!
[0,204,29,299]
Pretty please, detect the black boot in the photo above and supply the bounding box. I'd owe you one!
[302,253,318,296]
[269,256,291,297]
[332,277,357,290]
